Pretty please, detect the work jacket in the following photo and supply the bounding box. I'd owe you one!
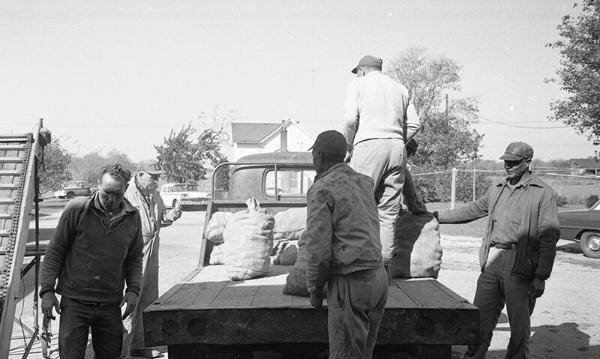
[437,172,560,280]
[305,163,383,294]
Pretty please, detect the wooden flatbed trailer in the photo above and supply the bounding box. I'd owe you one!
[145,265,477,359]
[143,152,479,358]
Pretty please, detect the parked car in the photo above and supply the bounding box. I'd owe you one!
[159,183,209,209]
[558,200,600,258]
[54,181,92,199]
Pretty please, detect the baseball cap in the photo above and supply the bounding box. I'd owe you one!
[308,130,347,156]
[139,163,166,176]
[351,55,383,74]
[499,142,534,161]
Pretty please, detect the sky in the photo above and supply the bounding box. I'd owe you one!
[0,0,596,162]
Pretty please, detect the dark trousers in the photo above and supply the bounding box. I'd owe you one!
[327,266,388,359]
[465,248,536,359]
[59,296,123,359]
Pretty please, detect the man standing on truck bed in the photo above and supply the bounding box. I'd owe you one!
[40,164,143,359]
[305,130,388,359]
[122,165,181,358]
[435,142,560,359]
[341,54,421,271]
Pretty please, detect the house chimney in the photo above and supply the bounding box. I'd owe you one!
[280,120,288,152]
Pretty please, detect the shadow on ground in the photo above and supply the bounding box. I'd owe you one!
[454,322,600,359]
[557,242,583,254]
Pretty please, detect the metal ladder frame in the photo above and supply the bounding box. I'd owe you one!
[0,120,45,358]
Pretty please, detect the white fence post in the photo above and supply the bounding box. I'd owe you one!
[451,167,457,209]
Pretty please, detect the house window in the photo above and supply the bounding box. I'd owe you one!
[265,169,315,197]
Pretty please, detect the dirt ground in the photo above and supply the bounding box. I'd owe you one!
[7,209,600,358]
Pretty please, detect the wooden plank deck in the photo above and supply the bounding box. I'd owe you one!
[144,265,478,347]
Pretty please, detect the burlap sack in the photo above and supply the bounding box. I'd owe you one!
[271,239,299,265]
[223,210,275,281]
[272,207,307,242]
[283,232,310,296]
[205,212,233,244]
[391,212,442,278]
[209,243,225,265]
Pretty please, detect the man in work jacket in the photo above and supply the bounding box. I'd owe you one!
[40,164,143,359]
[341,54,421,271]
[305,130,388,359]
[122,166,181,358]
[435,142,560,359]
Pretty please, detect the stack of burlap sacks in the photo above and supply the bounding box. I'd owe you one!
[205,198,307,281]
[204,173,442,294]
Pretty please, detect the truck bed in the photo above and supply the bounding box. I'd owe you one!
[144,265,478,348]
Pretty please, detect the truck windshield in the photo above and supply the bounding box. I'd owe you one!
[265,169,315,197]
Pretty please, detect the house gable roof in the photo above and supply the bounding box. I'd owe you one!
[231,123,281,144]
[259,120,315,145]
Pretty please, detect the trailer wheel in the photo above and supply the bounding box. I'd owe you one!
[581,231,600,259]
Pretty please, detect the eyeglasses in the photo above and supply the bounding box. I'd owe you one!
[504,159,525,168]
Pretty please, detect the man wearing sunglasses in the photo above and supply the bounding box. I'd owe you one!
[122,165,182,358]
[435,142,560,359]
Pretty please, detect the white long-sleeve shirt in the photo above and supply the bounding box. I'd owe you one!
[342,71,420,146]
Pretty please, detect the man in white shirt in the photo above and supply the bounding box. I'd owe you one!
[342,55,421,270]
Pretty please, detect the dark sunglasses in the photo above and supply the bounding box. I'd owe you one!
[504,159,525,168]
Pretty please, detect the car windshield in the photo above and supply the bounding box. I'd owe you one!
[65,181,84,188]
[172,184,200,192]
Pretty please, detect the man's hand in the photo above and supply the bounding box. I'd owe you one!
[309,291,324,309]
[167,207,182,221]
[120,292,138,320]
[41,291,60,320]
[530,278,545,298]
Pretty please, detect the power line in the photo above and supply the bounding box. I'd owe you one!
[475,115,567,129]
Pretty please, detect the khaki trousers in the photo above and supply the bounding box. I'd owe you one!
[350,138,406,263]
[465,247,536,359]
[327,266,388,359]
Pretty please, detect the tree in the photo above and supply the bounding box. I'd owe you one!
[70,150,137,184]
[547,0,600,138]
[39,139,73,193]
[154,122,229,183]
[155,124,204,183]
[386,48,484,202]
[385,48,483,169]
[387,47,461,121]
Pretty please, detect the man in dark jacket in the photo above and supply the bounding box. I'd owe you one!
[40,164,143,359]
[306,130,388,359]
[436,142,560,359]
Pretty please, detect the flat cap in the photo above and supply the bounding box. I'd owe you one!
[308,130,347,156]
[351,55,383,74]
[499,142,534,161]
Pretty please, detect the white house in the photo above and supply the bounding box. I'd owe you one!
[230,120,315,161]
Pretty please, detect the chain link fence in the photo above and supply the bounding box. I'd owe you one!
[412,166,600,209]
